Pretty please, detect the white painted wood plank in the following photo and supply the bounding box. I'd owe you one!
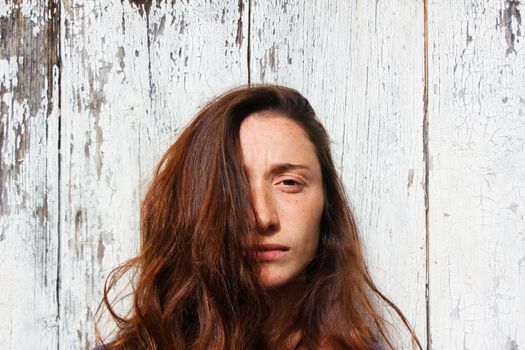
[141,0,249,187]
[0,1,60,349]
[250,1,427,348]
[428,0,525,348]
[60,1,150,348]
[60,1,248,348]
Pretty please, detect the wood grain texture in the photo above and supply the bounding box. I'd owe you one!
[250,1,427,348]
[59,0,248,348]
[60,1,150,347]
[3,0,525,349]
[427,0,525,348]
[141,0,249,191]
[0,1,60,349]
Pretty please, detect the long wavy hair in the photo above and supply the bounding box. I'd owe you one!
[96,85,422,350]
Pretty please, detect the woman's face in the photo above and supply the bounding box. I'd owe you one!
[240,111,325,289]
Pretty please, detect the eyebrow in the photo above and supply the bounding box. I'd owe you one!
[268,163,311,175]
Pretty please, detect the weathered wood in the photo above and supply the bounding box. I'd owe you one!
[3,0,525,348]
[427,0,525,348]
[250,1,427,348]
[141,0,249,189]
[59,0,248,348]
[0,0,60,349]
[59,1,150,347]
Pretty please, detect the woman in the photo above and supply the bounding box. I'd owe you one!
[96,85,421,349]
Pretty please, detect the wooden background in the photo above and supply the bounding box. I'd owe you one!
[1,0,523,349]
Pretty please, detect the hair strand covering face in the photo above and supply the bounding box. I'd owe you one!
[96,84,422,350]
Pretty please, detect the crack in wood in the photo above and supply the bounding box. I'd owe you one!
[423,0,431,349]
[247,0,252,85]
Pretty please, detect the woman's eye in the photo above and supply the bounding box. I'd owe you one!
[275,177,304,192]
[282,179,298,186]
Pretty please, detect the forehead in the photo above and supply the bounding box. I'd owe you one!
[239,111,319,170]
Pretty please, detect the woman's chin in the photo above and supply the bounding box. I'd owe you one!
[258,269,290,289]
[258,267,305,290]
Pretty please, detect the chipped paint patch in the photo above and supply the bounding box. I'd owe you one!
[0,57,20,90]
[407,168,415,189]
[501,0,523,55]
[1,57,21,213]
[0,1,14,18]
[97,236,105,266]
[19,1,45,36]
[236,0,244,46]
[506,337,519,350]
[128,0,152,16]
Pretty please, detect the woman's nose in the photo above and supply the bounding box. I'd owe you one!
[251,185,280,234]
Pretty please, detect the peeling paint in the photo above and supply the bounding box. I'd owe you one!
[0,1,14,18]
[178,13,187,34]
[19,1,45,36]
[0,59,19,207]
[34,193,49,228]
[153,14,166,36]
[127,0,152,16]
[94,122,103,179]
[75,209,83,233]
[14,114,29,169]
[428,0,525,347]
[0,1,56,213]
[1,0,60,348]
[221,8,226,24]
[83,130,91,158]
[407,168,415,189]
[1,0,524,349]
[506,337,519,350]
[268,45,276,71]
[466,21,473,44]
[97,236,105,265]
[501,0,522,55]
[236,0,244,46]
[87,61,112,115]
[117,46,126,70]
[1,1,58,119]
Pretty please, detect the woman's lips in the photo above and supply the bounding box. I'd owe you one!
[252,244,289,262]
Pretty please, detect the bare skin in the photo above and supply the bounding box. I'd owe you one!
[239,111,325,349]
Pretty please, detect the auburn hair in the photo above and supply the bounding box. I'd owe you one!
[96,84,422,350]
